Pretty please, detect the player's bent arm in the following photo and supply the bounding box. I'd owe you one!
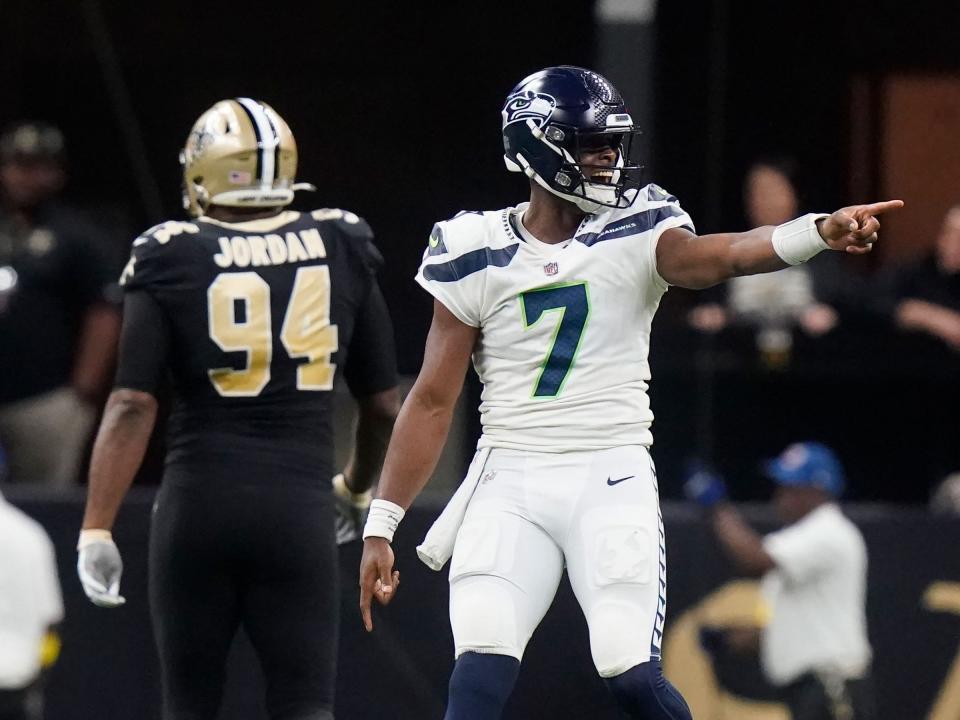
[656,200,903,290]
[359,300,478,631]
[81,389,157,530]
[341,281,401,494]
[82,290,169,531]
[710,504,775,577]
[71,302,121,402]
[373,300,479,510]
[344,388,401,495]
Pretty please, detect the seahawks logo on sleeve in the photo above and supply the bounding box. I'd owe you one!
[646,184,679,205]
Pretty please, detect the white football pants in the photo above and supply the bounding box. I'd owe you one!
[448,445,667,678]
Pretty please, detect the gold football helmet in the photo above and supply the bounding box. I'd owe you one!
[180,98,310,217]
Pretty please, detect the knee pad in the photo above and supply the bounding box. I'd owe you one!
[450,518,523,659]
[589,599,654,677]
[605,661,692,720]
[450,575,523,659]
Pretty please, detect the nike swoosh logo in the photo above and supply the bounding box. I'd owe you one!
[607,475,634,486]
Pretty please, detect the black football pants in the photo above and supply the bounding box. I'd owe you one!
[0,688,32,720]
[783,673,876,720]
[150,476,338,720]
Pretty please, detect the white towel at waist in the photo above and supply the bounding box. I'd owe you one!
[416,447,492,571]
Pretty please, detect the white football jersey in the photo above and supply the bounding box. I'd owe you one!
[416,184,694,452]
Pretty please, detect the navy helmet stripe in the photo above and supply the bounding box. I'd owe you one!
[422,244,519,282]
[576,205,688,247]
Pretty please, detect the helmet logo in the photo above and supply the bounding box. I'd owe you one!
[502,91,556,128]
[186,128,216,160]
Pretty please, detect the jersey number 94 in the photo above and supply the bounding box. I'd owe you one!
[206,267,338,396]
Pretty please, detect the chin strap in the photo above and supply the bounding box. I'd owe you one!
[206,180,317,211]
[515,153,605,214]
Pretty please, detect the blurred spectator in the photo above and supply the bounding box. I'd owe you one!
[888,205,960,351]
[689,159,842,366]
[0,491,64,720]
[685,443,875,720]
[0,123,121,487]
[930,471,960,516]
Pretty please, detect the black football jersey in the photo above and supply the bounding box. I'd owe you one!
[118,209,396,481]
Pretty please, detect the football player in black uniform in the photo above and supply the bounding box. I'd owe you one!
[76,98,399,720]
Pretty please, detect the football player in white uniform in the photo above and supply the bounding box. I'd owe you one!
[358,66,901,719]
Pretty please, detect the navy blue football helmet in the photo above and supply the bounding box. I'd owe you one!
[501,66,643,212]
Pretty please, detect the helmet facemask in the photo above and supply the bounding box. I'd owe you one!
[549,123,644,210]
[505,117,644,214]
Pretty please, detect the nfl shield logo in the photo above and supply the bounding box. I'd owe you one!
[543,261,559,276]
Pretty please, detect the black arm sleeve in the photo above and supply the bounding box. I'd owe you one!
[113,291,171,395]
[343,281,398,398]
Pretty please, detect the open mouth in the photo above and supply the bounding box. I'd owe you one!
[589,169,615,185]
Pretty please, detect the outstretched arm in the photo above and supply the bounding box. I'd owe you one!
[685,467,774,576]
[657,200,903,290]
[709,505,775,577]
[359,299,479,631]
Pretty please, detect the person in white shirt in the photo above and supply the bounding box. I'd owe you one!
[0,491,64,720]
[357,64,898,720]
[685,442,874,720]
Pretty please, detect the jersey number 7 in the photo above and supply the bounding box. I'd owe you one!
[206,267,338,396]
[520,281,590,398]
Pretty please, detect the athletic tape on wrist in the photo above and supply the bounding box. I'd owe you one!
[771,213,830,265]
[333,473,373,509]
[362,499,405,542]
[77,529,113,550]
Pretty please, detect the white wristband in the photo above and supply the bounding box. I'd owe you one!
[362,499,406,542]
[77,529,113,550]
[771,213,830,265]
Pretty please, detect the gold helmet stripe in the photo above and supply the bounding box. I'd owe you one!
[235,97,279,185]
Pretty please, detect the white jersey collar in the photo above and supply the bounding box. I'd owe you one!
[513,206,575,255]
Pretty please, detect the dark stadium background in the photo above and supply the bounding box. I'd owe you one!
[5,0,959,503]
[3,1,960,718]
